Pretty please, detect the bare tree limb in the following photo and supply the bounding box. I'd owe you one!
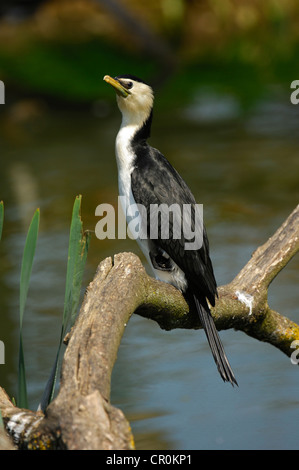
[230,202,299,296]
[0,205,298,449]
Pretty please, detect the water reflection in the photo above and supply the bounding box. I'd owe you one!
[0,91,298,449]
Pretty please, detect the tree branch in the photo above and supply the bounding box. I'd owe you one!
[138,204,299,356]
[0,205,298,449]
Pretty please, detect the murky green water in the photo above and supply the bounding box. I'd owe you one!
[0,88,298,449]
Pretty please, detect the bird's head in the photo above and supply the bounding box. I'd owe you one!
[104,74,154,126]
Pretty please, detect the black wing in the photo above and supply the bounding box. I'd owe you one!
[131,145,217,304]
[131,145,237,386]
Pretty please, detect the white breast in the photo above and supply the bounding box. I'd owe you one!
[115,123,147,247]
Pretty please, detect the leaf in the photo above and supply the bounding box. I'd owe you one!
[39,196,90,411]
[18,208,40,409]
[63,195,91,331]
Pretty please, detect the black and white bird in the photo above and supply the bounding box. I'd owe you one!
[104,74,237,386]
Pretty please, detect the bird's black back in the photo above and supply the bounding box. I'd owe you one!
[131,143,217,306]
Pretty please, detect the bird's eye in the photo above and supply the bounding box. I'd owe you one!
[126,81,133,89]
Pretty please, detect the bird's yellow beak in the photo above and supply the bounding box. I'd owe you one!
[103,75,131,98]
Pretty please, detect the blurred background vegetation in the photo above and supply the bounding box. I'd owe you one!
[0,0,299,105]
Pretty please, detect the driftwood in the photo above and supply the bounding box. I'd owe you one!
[0,204,298,450]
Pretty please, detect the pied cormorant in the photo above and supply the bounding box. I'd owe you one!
[104,74,237,386]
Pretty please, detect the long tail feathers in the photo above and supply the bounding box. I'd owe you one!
[194,295,238,386]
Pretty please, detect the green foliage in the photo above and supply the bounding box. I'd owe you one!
[0,40,156,102]
[0,195,89,411]
[18,209,40,409]
[39,195,90,411]
[64,195,90,330]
